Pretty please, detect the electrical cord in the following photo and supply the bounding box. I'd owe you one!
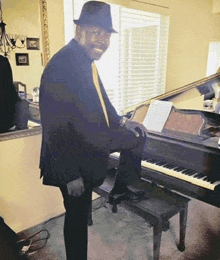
[17,229,50,256]
[18,199,107,256]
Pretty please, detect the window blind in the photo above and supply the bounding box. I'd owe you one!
[117,7,169,113]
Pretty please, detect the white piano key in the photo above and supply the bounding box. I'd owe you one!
[141,160,215,190]
[110,152,216,191]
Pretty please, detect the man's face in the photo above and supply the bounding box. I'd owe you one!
[76,25,111,60]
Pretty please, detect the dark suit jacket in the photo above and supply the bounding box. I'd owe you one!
[39,39,138,188]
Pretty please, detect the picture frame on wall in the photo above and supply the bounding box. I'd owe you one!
[15,53,29,66]
[26,37,40,50]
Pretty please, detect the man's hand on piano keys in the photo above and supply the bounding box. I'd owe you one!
[120,117,147,137]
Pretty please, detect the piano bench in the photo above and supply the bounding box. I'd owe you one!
[93,175,190,260]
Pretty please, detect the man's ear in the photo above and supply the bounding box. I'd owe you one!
[75,25,82,39]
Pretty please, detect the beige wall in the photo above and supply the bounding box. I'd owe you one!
[213,0,220,13]
[166,0,220,91]
[2,0,43,94]
[0,134,65,232]
[46,0,65,58]
[2,0,65,94]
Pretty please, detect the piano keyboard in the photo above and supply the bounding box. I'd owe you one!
[111,152,220,191]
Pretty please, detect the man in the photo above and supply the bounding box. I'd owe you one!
[0,55,19,133]
[39,1,147,259]
[0,55,29,133]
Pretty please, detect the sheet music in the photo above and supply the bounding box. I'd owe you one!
[142,100,173,132]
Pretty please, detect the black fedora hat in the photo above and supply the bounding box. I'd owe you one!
[74,1,117,33]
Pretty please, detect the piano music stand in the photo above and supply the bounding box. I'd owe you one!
[164,107,206,135]
[94,174,190,260]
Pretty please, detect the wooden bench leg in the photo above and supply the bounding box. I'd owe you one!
[178,204,188,251]
[153,223,162,260]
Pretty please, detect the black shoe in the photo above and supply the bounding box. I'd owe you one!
[109,187,145,204]
[123,188,146,201]
[108,187,145,213]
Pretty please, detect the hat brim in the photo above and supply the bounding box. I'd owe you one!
[74,19,117,33]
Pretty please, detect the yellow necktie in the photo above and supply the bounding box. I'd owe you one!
[91,62,110,127]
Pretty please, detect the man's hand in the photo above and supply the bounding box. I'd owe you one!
[121,118,147,137]
[66,177,85,197]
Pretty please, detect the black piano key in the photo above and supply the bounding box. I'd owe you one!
[196,173,206,179]
[188,171,197,176]
[156,161,166,166]
[174,166,185,172]
[146,158,158,163]
[181,169,190,174]
[174,167,181,171]
[182,169,197,175]
[162,164,171,169]
[172,166,181,171]
[197,174,211,182]
[167,165,175,169]
[193,173,200,178]
[163,164,174,169]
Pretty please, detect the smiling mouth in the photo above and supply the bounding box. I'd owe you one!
[94,48,103,53]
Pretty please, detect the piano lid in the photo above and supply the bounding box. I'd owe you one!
[122,71,220,115]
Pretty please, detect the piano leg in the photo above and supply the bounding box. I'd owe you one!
[177,204,188,252]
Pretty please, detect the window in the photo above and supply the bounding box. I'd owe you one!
[63,0,74,44]
[206,42,220,76]
[117,8,169,113]
[64,0,169,114]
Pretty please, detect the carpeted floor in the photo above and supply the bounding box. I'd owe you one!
[17,196,220,260]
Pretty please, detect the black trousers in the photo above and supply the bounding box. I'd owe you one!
[60,134,146,260]
[60,185,93,260]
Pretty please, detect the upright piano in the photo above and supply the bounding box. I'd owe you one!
[109,72,220,208]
